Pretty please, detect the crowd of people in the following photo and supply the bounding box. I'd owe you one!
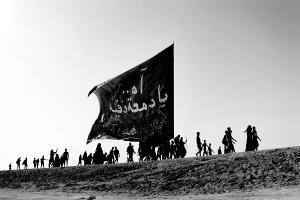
[9,125,261,170]
[77,144,120,166]
[12,149,69,170]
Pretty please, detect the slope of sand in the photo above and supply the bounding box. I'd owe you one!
[0,146,299,199]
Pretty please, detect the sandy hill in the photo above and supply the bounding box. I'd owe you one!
[0,146,299,197]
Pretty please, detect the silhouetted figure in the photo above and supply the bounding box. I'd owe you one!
[36,158,39,169]
[174,135,181,158]
[9,163,11,170]
[53,154,60,167]
[60,155,65,167]
[83,151,88,165]
[63,148,69,167]
[78,154,82,166]
[106,148,114,164]
[157,145,162,160]
[170,140,176,159]
[41,156,45,168]
[49,149,57,168]
[93,143,104,165]
[244,125,253,151]
[22,157,28,169]
[208,143,214,155]
[109,147,115,164]
[218,146,222,155]
[87,153,93,165]
[33,158,36,169]
[16,157,21,170]
[222,132,229,153]
[196,132,202,157]
[150,146,157,161]
[226,127,236,153]
[178,137,187,158]
[162,140,170,159]
[138,141,151,161]
[252,126,261,151]
[114,147,120,163]
[202,140,208,156]
[127,142,135,162]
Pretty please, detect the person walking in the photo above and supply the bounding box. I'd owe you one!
[114,147,120,163]
[22,157,28,169]
[63,149,69,167]
[244,125,253,151]
[252,126,261,151]
[127,143,135,162]
[208,143,214,155]
[218,146,222,155]
[77,154,82,166]
[40,156,45,168]
[196,132,202,157]
[202,140,208,156]
[226,127,236,153]
[16,157,21,170]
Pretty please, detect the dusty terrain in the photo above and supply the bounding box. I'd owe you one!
[0,146,299,199]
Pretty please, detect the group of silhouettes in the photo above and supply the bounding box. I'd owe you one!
[223,125,261,153]
[196,125,261,157]
[12,148,69,170]
[244,125,261,151]
[138,135,187,162]
[77,144,121,166]
[196,132,216,156]
[9,126,261,170]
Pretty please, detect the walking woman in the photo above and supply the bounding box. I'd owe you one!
[244,125,253,151]
[252,126,261,151]
[226,127,237,153]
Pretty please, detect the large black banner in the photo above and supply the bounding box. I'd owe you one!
[87,44,174,144]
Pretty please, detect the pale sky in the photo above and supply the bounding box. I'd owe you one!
[0,0,299,170]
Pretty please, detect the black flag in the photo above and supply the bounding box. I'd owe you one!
[87,44,174,145]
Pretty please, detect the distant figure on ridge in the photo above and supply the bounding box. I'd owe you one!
[93,143,104,164]
[63,148,69,167]
[87,153,93,165]
[16,157,21,170]
[196,132,202,157]
[202,140,208,156]
[109,147,115,164]
[83,151,88,165]
[114,147,120,163]
[218,146,222,155]
[225,127,236,153]
[170,140,176,159]
[244,125,253,151]
[49,149,57,168]
[36,158,39,168]
[53,153,60,167]
[174,135,181,158]
[252,126,261,151]
[222,131,229,153]
[33,158,36,169]
[178,137,187,158]
[77,154,82,166]
[60,155,65,167]
[22,157,28,169]
[9,163,11,170]
[208,143,214,155]
[127,142,135,162]
[40,156,45,168]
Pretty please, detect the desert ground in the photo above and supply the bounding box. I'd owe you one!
[0,146,299,199]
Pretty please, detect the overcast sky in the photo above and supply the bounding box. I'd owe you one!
[0,0,299,170]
